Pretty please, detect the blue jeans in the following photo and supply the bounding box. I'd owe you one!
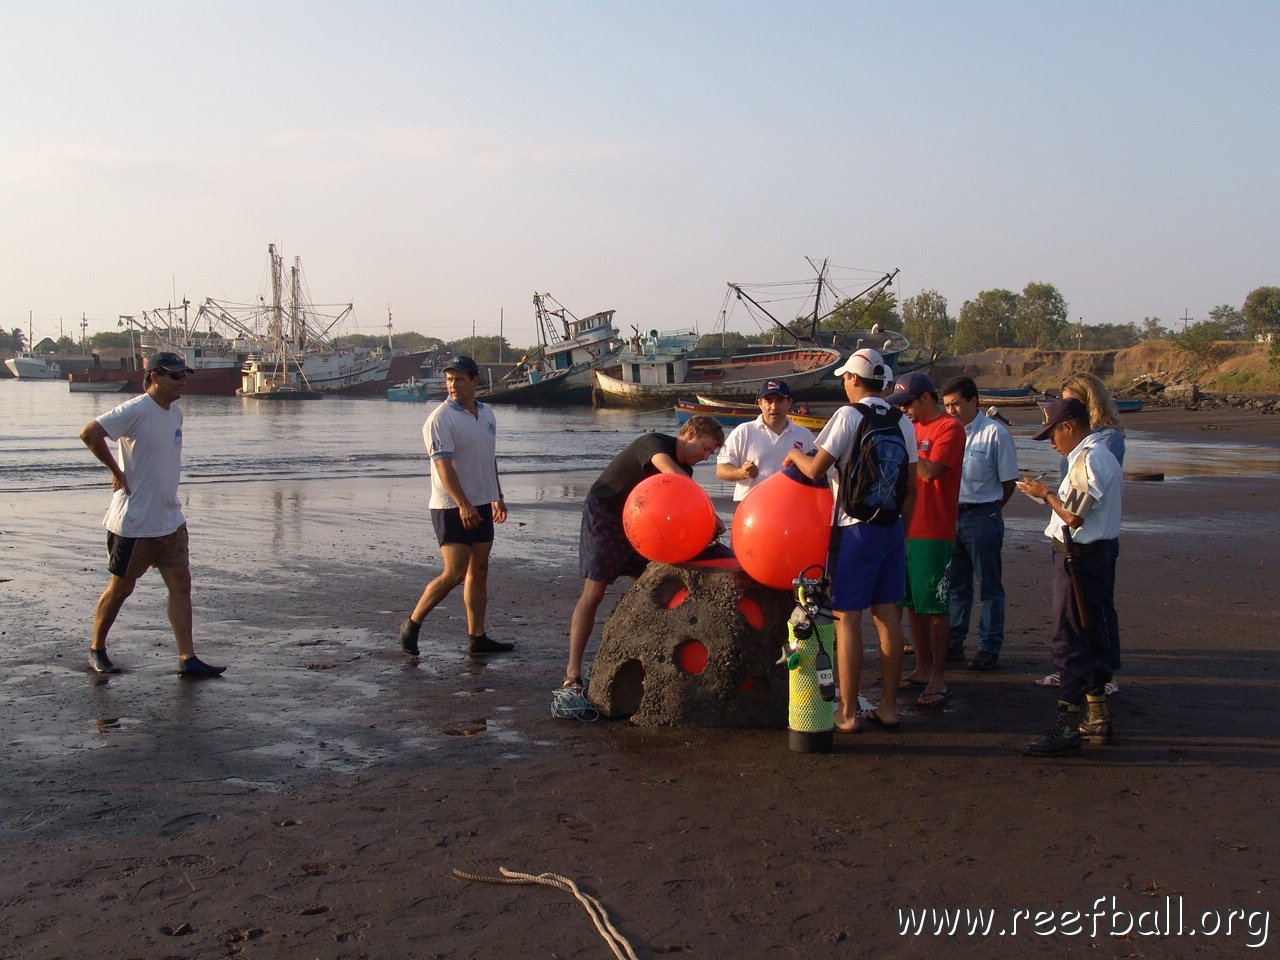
[947,504,1005,655]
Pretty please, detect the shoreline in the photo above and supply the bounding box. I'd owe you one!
[1,407,1278,958]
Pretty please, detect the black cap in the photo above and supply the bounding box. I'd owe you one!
[443,355,480,377]
[1033,397,1089,440]
[147,351,194,374]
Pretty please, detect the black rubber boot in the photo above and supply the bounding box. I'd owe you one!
[468,633,514,655]
[399,618,421,656]
[1023,701,1082,757]
[1079,693,1113,743]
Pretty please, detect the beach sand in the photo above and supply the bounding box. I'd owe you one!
[1,407,1277,958]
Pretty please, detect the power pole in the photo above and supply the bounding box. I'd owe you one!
[1183,308,1191,332]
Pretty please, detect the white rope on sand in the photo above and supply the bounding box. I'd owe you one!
[451,866,641,960]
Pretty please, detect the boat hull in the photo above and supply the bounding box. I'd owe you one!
[593,348,842,408]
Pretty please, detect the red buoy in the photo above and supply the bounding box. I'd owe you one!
[732,464,834,589]
[622,473,717,564]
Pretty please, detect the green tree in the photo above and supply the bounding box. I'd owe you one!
[1078,322,1140,350]
[89,331,137,350]
[901,290,952,352]
[1242,286,1280,339]
[1011,282,1069,348]
[1138,317,1168,339]
[819,291,901,336]
[954,289,1018,353]
[1169,319,1225,375]
[9,327,26,352]
[54,335,78,353]
[696,331,751,351]
[442,335,516,364]
[1207,304,1245,339]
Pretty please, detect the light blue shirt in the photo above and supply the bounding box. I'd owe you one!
[959,411,1019,505]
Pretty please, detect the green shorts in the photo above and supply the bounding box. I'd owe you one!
[903,538,953,615]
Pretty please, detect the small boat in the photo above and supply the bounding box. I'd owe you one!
[980,393,1041,408]
[387,353,449,402]
[1115,398,1145,413]
[594,336,842,407]
[674,398,830,431]
[68,377,131,393]
[978,386,1035,398]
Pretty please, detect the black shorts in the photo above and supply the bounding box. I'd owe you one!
[107,525,190,579]
[431,503,495,547]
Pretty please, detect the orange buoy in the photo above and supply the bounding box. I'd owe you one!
[732,464,834,589]
[622,473,717,564]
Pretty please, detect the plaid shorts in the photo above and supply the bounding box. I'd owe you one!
[579,494,647,585]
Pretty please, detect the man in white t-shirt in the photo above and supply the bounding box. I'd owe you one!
[715,378,817,502]
[398,356,513,658]
[786,349,917,733]
[78,351,226,677]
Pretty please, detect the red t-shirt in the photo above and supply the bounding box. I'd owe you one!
[907,411,965,540]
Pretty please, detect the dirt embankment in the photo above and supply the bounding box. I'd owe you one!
[932,340,1276,395]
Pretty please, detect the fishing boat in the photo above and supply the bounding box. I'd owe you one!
[593,325,842,406]
[1033,395,1146,414]
[5,352,62,380]
[674,398,830,431]
[68,377,131,393]
[5,318,62,380]
[725,259,909,375]
[480,293,623,404]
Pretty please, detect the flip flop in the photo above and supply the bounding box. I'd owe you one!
[917,688,951,708]
[857,708,900,731]
[899,676,928,690]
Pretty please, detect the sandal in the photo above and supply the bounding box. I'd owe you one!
[917,688,951,708]
[561,676,584,694]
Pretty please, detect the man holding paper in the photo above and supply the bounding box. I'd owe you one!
[1016,398,1123,757]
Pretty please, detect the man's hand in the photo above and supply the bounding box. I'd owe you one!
[111,473,131,495]
[740,460,758,480]
[492,498,508,524]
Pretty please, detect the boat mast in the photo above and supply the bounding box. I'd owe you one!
[290,256,305,351]
[268,244,285,353]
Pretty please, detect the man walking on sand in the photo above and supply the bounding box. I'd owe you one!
[786,349,916,732]
[78,351,226,677]
[940,376,1019,671]
[399,356,513,658]
[715,378,816,503]
[563,415,724,692]
[890,371,964,709]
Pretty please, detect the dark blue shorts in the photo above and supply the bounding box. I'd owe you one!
[432,503,495,547]
[828,520,906,611]
[579,494,647,585]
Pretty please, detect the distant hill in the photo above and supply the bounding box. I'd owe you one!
[932,341,1276,396]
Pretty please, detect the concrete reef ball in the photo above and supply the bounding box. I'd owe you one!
[622,472,717,564]
[732,464,835,589]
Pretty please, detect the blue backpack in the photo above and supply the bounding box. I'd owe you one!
[838,402,910,526]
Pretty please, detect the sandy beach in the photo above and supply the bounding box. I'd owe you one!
[1,405,1278,958]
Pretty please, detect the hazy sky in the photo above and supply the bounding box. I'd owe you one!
[3,1,1277,348]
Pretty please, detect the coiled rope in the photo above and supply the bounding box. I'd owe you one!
[551,686,600,721]
[451,866,640,960]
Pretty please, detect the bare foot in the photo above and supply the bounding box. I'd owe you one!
[832,703,859,733]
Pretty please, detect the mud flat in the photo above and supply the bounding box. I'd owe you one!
[0,408,1277,958]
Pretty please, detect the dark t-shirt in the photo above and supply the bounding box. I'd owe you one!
[588,433,690,514]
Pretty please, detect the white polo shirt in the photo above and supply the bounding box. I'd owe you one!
[424,398,501,509]
[717,416,818,501]
[815,398,917,526]
[959,411,1019,505]
[1047,433,1122,544]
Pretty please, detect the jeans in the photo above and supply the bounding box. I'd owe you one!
[947,504,1005,655]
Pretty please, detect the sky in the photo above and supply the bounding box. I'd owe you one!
[2,0,1278,349]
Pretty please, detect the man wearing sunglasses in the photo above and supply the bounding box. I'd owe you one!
[78,351,226,678]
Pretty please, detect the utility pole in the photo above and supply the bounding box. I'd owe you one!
[1077,317,1084,351]
[1183,308,1191,332]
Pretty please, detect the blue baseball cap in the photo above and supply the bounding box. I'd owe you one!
[758,378,792,399]
[146,351,194,373]
[443,355,480,377]
[885,371,937,406]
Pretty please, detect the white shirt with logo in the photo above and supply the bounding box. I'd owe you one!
[96,393,186,537]
[1046,433,1122,544]
[815,398,918,527]
[717,416,817,501]
[959,411,1019,504]
[424,398,501,509]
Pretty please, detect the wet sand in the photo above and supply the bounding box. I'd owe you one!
[1,407,1278,958]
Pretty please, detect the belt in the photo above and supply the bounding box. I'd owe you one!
[958,500,1001,513]
[1051,537,1115,555]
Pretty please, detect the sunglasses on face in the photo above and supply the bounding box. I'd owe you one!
[158,370,189,380]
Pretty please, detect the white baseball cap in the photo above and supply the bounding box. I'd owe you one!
[832,347,890,382]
